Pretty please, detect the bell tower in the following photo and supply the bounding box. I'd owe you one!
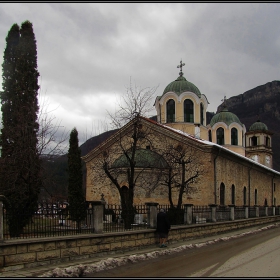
[245,120,273,168]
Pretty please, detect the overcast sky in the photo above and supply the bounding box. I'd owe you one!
[0,2,279,146]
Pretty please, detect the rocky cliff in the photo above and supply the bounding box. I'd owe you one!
[214,80,280,172]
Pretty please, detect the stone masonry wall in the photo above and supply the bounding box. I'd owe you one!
[0,216,279,273]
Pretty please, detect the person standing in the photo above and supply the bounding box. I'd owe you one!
[156,208,171,248]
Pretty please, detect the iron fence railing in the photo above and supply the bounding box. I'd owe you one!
[249,206,256,218]
[259,206,266,217]
[234,206,246,220]
[3,204,94,239]
[192,206,211,223]
[158,204,185,225]
[103,204,149,232]
[2,202,280,240]
[216,206,230,221]
[268,207,273,216]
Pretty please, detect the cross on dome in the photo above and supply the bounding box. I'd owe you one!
[177,59,185,77]
[221,96,228,109]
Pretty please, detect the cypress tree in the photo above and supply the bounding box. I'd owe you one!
[67,128,86,230]
[0,21,41,237]
[1,23,20,157]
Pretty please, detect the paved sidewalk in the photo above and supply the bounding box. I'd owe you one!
[0,224,276,278]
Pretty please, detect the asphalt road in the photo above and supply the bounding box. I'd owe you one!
[86,226,280,277]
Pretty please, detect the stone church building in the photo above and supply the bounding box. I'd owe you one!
[82,61,280,207]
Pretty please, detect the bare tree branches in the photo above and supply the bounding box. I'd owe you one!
[158,136,205,209]
[107,78,158,129]
[37,92,68,159]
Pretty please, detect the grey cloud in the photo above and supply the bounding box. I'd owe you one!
[0,2,279,146]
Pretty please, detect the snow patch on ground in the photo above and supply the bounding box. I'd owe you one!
[38,223,279,277]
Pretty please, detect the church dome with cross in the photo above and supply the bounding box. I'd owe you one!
[249,120,268,131]
[208,99,246,156]
[209,107,242,127]
[162,75,202,98]
[154,60,209,140]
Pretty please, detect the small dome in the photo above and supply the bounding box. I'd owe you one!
[249,120,268,131]
[111,149,169,169]
[209,107,242,127]
[162,76,201,98]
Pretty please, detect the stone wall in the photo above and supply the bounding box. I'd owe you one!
[0,216,279,273]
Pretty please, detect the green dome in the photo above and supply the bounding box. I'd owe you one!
[249,120,268,131]
[209,108,242,127]
[111,149,169,169]
[162,76,201,97]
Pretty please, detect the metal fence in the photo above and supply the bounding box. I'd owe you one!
[216,206,231,221]
[3,202,94,239]
[192,206,211,223]
[2,202,280,240]
[103,204,149,232]
[259,206,266,217]
[234,206,246,220]
[158,204,185,225]
[268,206,273,216]
[249,206,256,218]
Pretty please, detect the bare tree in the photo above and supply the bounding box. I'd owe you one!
[88,81,160,229]
[101,116,165,228]
[107,77,158,129]
[81,119,109,146]
[158,135,206,223]
[37,92,68,158]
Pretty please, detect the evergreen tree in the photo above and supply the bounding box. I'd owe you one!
[67,128,86,230]
[0,21,41,237]
[1,23,20,157]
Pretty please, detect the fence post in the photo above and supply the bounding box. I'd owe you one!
[255,205,259,217]
[0,200,3,241]
[0,195,7,242]
[272,206,275,216]
[209,204,217,222]
[145,202,158,229]
[229,205,235,221]
[184,204,193,225]
[265,206,268,216]
[90,201,105,234]
[244,206,249,219]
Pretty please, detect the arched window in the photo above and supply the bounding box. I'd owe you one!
[216,128,224,145]
[254,189,258,205]
[251,136,257,146]
[166,99,175,123]
[184,99,194,123]
[220,183,225,205]
[200,103,204,125]
[231,128,238,145]
[208,130,212,142]
[243,187,247,205]
[231,184,235,205]
[266,136,270,147]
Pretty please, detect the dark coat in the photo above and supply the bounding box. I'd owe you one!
[156,212,170,234]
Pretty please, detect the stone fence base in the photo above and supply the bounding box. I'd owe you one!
[0,216,279,273]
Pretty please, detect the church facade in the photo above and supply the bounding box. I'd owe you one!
[82,61,280,207]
